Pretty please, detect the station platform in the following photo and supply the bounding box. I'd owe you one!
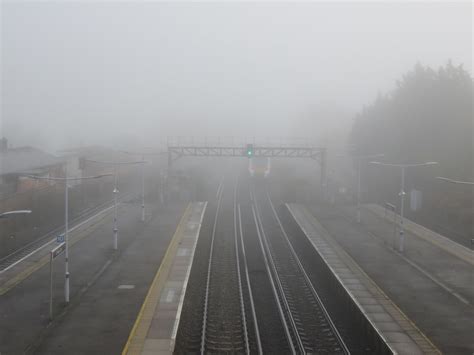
[287,203,440,354]
[359,203,473,307]
[365,203,472,265]
[122,201,207,355]
[0,204,115,296]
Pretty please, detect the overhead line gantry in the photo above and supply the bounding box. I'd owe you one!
[167,144,327,190]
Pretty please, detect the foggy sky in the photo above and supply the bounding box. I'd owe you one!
[1,1,472,152]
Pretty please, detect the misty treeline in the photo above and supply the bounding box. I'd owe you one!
[349,62,472,240]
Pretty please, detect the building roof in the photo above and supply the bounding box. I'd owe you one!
[0,146,64,176]
[57,145,129,161]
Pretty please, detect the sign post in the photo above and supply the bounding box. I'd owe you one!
[50,242,66,321]
[384,202,397,249]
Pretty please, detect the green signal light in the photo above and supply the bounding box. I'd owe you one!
[246,144,254,157]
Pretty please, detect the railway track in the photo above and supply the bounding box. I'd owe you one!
[200,180,259,353]
[200,181,246,352]
[175,179,260,353]
[237,176,291,353]
[251,186,349,354]
[0,192,136,273]
[176,176,349,353]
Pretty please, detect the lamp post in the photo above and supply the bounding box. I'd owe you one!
[85,159,145,250]
[352,154,384,223]
[120,149,169,219]
[369,161,438,252]
[120,150,166,222]
[0,210,32,218]
[336,152,383,223]
[26,173,112,303]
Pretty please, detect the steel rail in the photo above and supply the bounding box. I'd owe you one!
[200,181,224,353]
[266,190,350,354]
[251,188,303,354]
[233,182,251,355]
[201,179,250,353]
[237,204,263,354]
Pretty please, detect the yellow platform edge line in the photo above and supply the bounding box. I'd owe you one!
[122,203,192,355]
[0,212,113,296]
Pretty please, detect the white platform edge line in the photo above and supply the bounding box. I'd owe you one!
[0,204,115,274]
[170,201,208,350]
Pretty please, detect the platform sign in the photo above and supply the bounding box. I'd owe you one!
[410,189,422,211]
[56,234,65,243]
[384,202,396,212]
[51,242,66,259]
[50,241,66,320]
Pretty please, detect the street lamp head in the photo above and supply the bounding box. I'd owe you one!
[370,161,438,168]
[94,173,114,179]
[0,210,32,218]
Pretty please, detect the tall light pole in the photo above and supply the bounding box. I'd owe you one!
[120,149,168,220]
[26,173,111,303]
[369,161,438,252]
[120,150,158,222]
[141,154,145,222]
[0,210,32,218]
[85,159,145,250]
[113,164,119,249]
[353,154,384,223]
[336,152,383,223]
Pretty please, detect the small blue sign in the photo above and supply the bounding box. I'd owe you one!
[57,234,65,243]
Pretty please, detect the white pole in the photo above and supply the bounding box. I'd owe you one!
[64,177,70,303]
[49,252,53,320]
[399,167,406,252]
[113,164,118,250]
[357,159,361,223]
[159,169,164,204]
[141,155,145,222]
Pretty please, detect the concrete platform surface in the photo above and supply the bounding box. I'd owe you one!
[365,203,472,266]
[287,203,440,355]
[123,201,207,355]
[0,204,115,296]
[306,201,474,354]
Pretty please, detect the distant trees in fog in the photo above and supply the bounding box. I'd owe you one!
[350,61,472,178]
[349,61,472,240]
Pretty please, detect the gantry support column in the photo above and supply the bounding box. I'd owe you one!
[320,148,327,198]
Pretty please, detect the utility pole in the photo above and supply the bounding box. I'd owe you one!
[336,152,383,223]
[370,161,438,252]
[86,158,145,250]
[26,173,111,302]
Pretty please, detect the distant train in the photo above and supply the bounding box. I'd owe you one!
[248,157,271,178]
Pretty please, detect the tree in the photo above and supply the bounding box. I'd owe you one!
[350,62,473,242]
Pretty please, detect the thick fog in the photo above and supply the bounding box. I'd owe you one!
[1,1,472,151]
